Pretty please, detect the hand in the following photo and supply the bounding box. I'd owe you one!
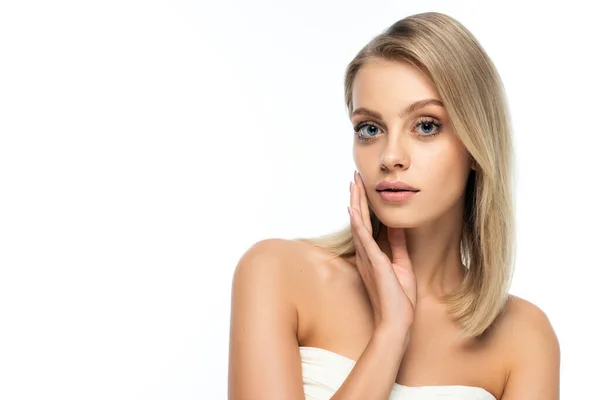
[348,171,417,335]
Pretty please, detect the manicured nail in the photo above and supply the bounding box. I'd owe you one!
[347,206,353,217]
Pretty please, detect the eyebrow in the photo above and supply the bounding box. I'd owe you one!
[351,99,444,120]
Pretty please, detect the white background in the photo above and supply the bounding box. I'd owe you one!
[1,1,598,399]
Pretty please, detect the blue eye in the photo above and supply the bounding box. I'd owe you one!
[415,118,443,136]
[353,123,381,141]
[353,117,444,143]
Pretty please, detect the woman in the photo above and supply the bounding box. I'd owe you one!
[228,11,560,400]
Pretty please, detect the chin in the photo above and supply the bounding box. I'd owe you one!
[379,220,423,229]
[373,209,425,229]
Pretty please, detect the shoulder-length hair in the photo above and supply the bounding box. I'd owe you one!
[296,12,515,338]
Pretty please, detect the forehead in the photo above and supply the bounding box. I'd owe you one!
[352,59,441,109]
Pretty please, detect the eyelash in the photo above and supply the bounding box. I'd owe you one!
[353,117,444,142]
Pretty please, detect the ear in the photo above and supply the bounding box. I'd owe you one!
[468,154,476,171]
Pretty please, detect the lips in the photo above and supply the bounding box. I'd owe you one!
[377,187,418,202]
[375,180,419,192]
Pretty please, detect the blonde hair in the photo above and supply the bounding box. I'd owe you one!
[296,12,515,338]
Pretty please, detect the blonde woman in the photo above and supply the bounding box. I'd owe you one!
[228,12,559,400]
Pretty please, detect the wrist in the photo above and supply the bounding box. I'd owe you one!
[372,323,412,352]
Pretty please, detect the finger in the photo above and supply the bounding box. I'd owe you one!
[348,205,382,309]
[348,211,371,289]
[349,183,368,261]
[388,226,410,265]
[354,171,373,235]
[352,176,371,236]
[350,179,359,225]
[349,204,387,265]
[351,183,371,260]
[350,181,386,266]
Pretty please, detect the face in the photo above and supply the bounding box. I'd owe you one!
[351,58,474,228]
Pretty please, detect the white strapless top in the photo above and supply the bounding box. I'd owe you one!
[299,346,496,400]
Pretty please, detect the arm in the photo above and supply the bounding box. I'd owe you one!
[501,299,560,399]
[330,326,409,400]
[228,239,305,400]
[227,239,410,400]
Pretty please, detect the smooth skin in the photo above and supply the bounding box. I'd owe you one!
[228,59,560,400]
[348,171,417,334]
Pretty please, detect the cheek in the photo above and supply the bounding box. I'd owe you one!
[419,146,469,195]
[353,146,380,175]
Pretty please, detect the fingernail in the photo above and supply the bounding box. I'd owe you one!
[347,206,353,217]
[349,181,353,193]
[353,170,357,183]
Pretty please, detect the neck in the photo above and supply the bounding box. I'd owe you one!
[376,206,466,301]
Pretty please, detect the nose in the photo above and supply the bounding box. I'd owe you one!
[380,135,410,171]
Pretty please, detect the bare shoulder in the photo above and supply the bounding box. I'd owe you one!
[231,237,348,328]
[237,236,354,279]
[498,294,559,347]
[236,237,298,262]
[233,238,337,290]
[494,294,560,399]
[229,238,331,400]
[232,237,358,338]
[232,239,298,307]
